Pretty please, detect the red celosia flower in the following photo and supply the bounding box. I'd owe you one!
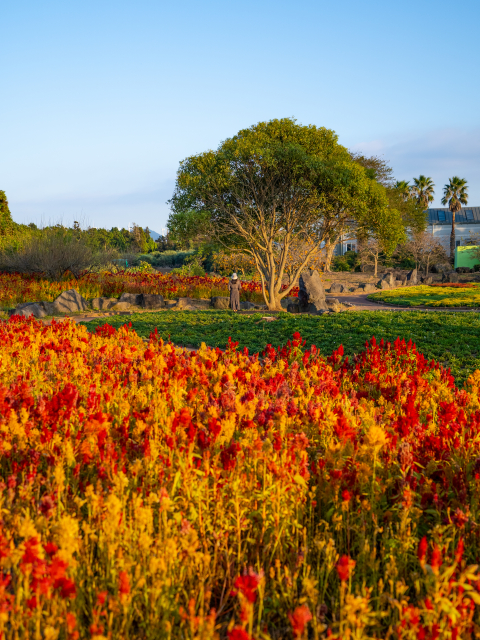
[336,555,355,582]
[418,537,428,567]
[232,570,262,603]
[118,570,130,595]
[341,490,351,502]
[26,596,38,609]
[288,604,312,637]
[227,627,252,640]
[54,577,77,599]
[430,545,442,575]
[43,542,58,557]
[455,537,465,564]
[97,590,108,606]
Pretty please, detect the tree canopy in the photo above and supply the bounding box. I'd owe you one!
[169,118,388,309]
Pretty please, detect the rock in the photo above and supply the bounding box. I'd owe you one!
[328,282,344,293]
[378,280,390,290]
[326,297,340,305]
[396,273,408,285]
[176,297,211,310]
[351,288,363,295]
[9,302,46,319]
[142,294,165,309]
[359,283,377,293]
[39,301,55,315]
[287,302,300,314]
[118,292,143,306]
[394,280,404,288]
[211,296,230,310]
[280,296,298,309]
[52,289,88,314]
[299,269,328,313]
[91,297,118,311]
[241,301,257,310]
[406,268,418,285]
[381,273,396,287]
[421,276,433,285]
[110,302,135,312]
[442,272,459,283]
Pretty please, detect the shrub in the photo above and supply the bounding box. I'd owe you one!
[0,228,116,279]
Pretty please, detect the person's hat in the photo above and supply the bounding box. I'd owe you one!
[232,273,238,279]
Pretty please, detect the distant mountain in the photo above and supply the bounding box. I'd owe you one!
[148,229,161,240]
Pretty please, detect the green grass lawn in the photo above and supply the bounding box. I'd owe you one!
[84,309,480,385]
[369,284,480,307]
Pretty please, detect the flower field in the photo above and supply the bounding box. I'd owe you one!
[2,317,480,638]
[0,272,299,310]
[368,283,480,308]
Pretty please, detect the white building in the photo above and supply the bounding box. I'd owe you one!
[426,207,480,250]
[334,206,480,255]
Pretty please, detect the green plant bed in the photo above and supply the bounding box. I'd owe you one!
[368,284,480,307]
[84,310,480,385]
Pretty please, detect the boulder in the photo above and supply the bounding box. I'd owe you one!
[281,296,298,309]
[241,301,257,310]
[381,273,396,287]
[395,273,408,285]
[350,288,363,295]
[421,276,433,285]
[394,280,404,288]
[9,303,46,319]
[142,294,165,309]
[359,283,376,293]
[39,301,55,315]
[176,297,211,310]
[287,302,300,314]
[328,282,344,294]
[52,289,88,315]
[406,268,418,285]
[211,296,230,310]
[442,272,459,283]
[326,297,340,305]
[91,297,118,311]
[110,302,136,312]
[378,280,390,290]
[118,292,143,306]
[299,269,328,313]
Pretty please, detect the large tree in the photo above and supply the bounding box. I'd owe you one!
[441,177,468,260]
[169,118,387,310]
[411,175,435,209]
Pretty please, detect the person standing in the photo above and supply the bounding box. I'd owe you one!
[228,273,242,312]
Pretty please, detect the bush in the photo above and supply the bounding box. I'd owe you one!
[0,228,116,279]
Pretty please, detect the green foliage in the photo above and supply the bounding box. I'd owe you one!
[0,191,15,239]
[332,250,361,272]
[412,175,435,209]
[84,309,480,385]
[171,253,206,276]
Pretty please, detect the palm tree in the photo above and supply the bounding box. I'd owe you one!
[411,175,435,209]
[441,177,468,260]
[395,180,411,201]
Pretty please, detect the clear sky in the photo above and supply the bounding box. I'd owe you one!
[2,0,479,232]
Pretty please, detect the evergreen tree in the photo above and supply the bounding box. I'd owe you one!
[0,191,14,237]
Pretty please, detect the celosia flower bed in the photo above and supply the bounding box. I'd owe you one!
[0,272,299,309]
[1,317,480,639]
[369,283,480,307]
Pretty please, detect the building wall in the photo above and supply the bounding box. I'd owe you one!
[426,223,480,250]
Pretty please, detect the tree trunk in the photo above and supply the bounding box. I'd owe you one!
[323,241,336,273]
[450,211,456,262]
[374,254,378,277]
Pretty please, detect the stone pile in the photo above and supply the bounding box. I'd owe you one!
[8,289,266,319]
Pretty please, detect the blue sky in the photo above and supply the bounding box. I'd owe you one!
[2,0,479,232]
